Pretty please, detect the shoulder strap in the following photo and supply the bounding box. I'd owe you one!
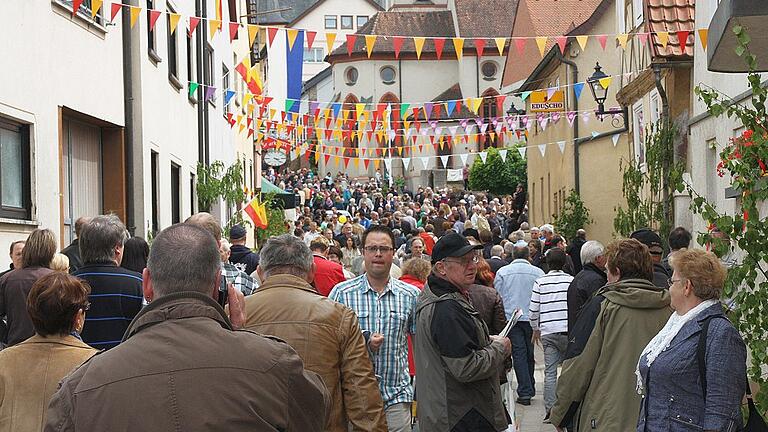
[697,314,738,401]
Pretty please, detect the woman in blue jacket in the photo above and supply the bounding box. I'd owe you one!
[636,248,746,431]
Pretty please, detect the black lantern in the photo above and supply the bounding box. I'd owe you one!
[588,62,609,112]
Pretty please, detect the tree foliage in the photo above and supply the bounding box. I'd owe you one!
[468,145,527,195]
[554,190,592,241]
[692,24,768,414]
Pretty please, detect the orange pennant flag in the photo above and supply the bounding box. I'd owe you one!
[698,29,708,50]
[365,35,377,58]
[286,28,299,50]
[326,33,337,56]
[209,19,221,39]
[413,37,426,59]
[168,13,181,34]
[248,24,259,47]
[453,37,464,60]
[129,6,141,28]
[90,0,103,19]
[494,37,505,56]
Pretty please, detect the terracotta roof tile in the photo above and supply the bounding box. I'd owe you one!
[454,0,520,38]
[646,0,695,58]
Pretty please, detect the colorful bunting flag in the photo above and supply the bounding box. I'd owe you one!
[346,34,357,56]
[517,146,526,158]
[224,90,236,105]
[573,82,585,99]
[129,6,141,28]
[306,30,317,50]
[597,34,608,50]
[494,37,506,56]
[599,76,612,89]
[72,0,84,16]
[617,33,629,50]
[392,36,404,58]
[267,27,278,47]
[325,32,336,56]
[229,22,240,42]
[188,82,199,98]
[556,36,568,54]
[413,37,426,59]
[169,13,181,34]
[90,0,103,19]
[189,17,200,36]
[434,38,445,60]
[514,38,526,55]
[677,31,690,49]
[365,35,377,58]
[658,31,669,48]
[698,29,708,50]
[474,39,486,57]
[110,2,122,21]
[453,38,464,60]
[535,37,547,56]
[209,20,221,39]
[576,35,588,50]
[148,10,161,32]
[248,24,259,46]
[287,28,299,50]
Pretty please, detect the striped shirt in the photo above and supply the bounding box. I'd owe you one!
[529,270,573,336]
[329,274,420,408]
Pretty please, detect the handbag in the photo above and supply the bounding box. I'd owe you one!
[698,315,768,432]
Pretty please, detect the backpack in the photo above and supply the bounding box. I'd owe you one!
[698,315,767,432]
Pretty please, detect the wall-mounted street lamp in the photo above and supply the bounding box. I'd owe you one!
[587,62,626,118]
[507,102,527,136]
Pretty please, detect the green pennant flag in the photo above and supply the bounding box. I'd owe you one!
[285,99,297,113]
[189,82,200,98]
[400,103,410,120]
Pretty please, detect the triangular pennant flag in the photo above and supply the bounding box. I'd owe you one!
[402,157,411,170]
[517,146,526,158]
[573,82,585,100]
[612,133,620,147]
[209,20,221,40]
[677,31,690,50]
[470,98,483,115]
[567,111,577,126]
[558,141,566,153]
[148,10,161,32]
[474,39,486,58]
[433,38,446,60]
[494,37,506,56]
[459,153,469,166]
[479,151,488,163]
[499,149,508,162]
[305,30,317,50]
[325,32,336,55]
[420,156,430,169]
[591,131,600,138]
[204,86,216,102]
[72,0,84,15]
[346,34,357,56]
[556,36,568,54]
[189,17,201,36]
[521,91,532,101]
[413,37,426,59]
[129,6,141,28]
[169,13,181,34]
[90,0,103,19]
[598,34,608,50]
[698,29,708,51]
[400,103,410,120]
[638,32,649,46]
[535,37,548,56]
[514,38,526,55]
[188,82,200,98]
[224,90,236,105]
[453,37,464,60]
[547,87,557,100]
[248,24,259,47]
[286,28,299,50]
[364,35,377,58]
[392,36,405,59]
[538,144,546,157]
[228,22,240,42]
[617,33,629,50]
[599,76,612,89]
[446,100,456,116]
[110,2,122,21]
[576,35,588,50]
[658,31,669,48]
[383,158,392,173]
[267,27,278,47]
[440,155,449,167]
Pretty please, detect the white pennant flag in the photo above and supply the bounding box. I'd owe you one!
[581,111,591,123]
[388,129,397,141]
[518,146,527,158]
[459,153,469,166]
[420,156,430,169]
[558,141,566,153]
[450,126,460,137]
[434,126,443,136]
[464,125,474,135]
[402,157,411,170]
[612,133,620,147]
[384,158,392,173]
[499,149,508,162]
[479,151,488,163]
[538,144,547,157]
[440,155,450,167]
[480,124,489,134]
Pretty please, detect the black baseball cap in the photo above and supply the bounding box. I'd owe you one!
[229,224,247,240]
[431,232,483,264]
[630,228,663,254]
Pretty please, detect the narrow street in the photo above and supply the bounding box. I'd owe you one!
[515,345,553,432]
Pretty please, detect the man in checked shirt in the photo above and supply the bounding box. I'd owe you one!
[330,225,420,432]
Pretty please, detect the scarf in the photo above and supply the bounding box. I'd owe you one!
[635,299,718,394]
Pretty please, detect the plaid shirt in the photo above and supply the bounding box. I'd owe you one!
[329,274,419,408]
[221,262,257,296]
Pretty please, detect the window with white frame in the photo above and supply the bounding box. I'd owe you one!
[357,16,369,28]
[633,101,646,167]
[649,90,660,123]
[616,0,626,35]
[55,0,104,25]
[632,0,644,28]
[303,47,325,63]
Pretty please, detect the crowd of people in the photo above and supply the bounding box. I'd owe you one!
[0,171,756,432]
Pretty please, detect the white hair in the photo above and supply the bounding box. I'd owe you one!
[540,224,555,234]
[580,240,605,265]
[491,245,504,257]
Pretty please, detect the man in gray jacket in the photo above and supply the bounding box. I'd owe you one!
[415,232,511,432]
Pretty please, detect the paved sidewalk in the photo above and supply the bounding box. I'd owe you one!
[512,344,558,432]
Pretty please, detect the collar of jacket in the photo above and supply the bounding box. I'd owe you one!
[122,291,232,342]
[426,273,470,299]
[258,273,315,294]
[583,263,607,278]
[20,333,93,350]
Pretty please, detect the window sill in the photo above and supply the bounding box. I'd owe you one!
[188,94,198,106]
[0,217,39,227]
[148,49,163,65]
[51,0,107,36]
[169,73,183,91]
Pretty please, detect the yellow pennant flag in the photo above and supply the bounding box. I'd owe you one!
[494,37,505,56]
[453,37,464,60]
[269,108,276,119]
[373,159,380,170]
[599,76,613,89]
[248,25,259,47]
[658,31,669,48]
[535,37,548,57]
[576,35,589,50]
[209,20,221,39]
[91,0,103,19]
[470,98,483,114]
[314,150,320,163]
[243,92,253,107]
[326,33,337,56]
[413,37,426,59]
[617,33,629,49]
[129,6,141,28]
[334,156,340,167]
[365,35,377,58]
[286,28,299,50]
[169,13,181,34]
[698,29,709,50]
[353,158,359,168]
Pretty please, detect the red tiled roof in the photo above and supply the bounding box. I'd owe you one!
[647,0,695,58]
[454,0,519,38]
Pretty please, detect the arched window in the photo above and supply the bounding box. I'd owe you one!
[342,94,359,157]
[379,92,401,152]
[480,88,502,150]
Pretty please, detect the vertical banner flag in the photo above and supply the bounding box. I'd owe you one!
[267,29,305,114]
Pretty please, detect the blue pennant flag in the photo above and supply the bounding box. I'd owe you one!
[224,90,236,105]
[331,102,342,119]
[446,100,456,116]
[573,82,585,100]
[521,91,532,101]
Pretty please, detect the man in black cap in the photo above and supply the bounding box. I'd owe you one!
[229,225,259,275]
[630,228,669,288]
[414,232,511,432]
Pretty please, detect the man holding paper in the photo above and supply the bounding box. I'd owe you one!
[414,232,511,432]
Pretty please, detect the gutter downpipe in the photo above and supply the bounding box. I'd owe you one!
[556,51,580,194]
[122,0,135,235]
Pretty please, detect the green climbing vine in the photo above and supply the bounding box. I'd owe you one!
[553,190,592,242]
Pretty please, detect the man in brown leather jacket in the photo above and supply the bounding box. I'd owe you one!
[244,234,387,432]
[44,224,330,432]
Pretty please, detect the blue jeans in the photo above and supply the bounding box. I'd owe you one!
[542,332,569,411]
[510,321,535,399]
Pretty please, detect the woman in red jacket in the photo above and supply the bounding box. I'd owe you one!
[399,258,430,378]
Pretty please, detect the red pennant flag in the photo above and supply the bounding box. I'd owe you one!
[306,31,317,49]
[110,3,122,21]
[149,10,161,32]
[343,157,350,168]
[514,38,526,55]
[346,34,357,56]
[496,95,506,114]
[72,0,84,15]
[455,99,462,114]
[412,107,420,122]
[556,36,568,54]
[598,34,608,50]
[267,27,278,47]
[433,103,442,119]
[429,135,436,146]
[305,149,311,161]
[414,120,421,132]
[229,22,240,42]
[364,158,370,169]
[247,128,254,138]
[280,111,287,122]
[227,112,234,124]
[676,31,690,49]
[366,130,374,142]
[434,38,446,60]
[324,154,331,164]
[189,17,201,36]
[474,39,486,57]
[393,36,405,59]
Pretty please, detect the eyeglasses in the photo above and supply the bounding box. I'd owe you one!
[443,254,480,266]
[667,278,684,288]
[363,246,394,255]
[78,302,91,312]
